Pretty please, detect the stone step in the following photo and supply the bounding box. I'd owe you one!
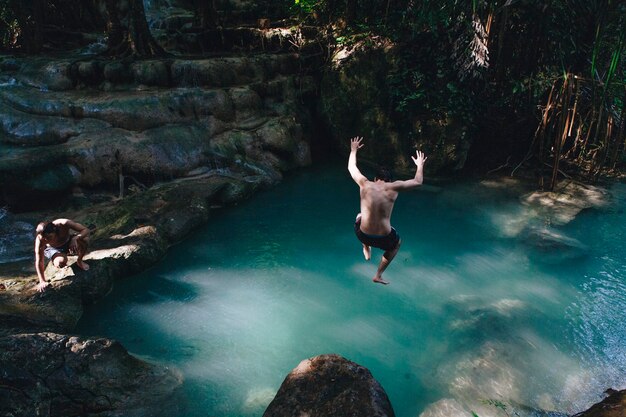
[0,53,302,92]
[0,73,310,144]
[158,26,321,56]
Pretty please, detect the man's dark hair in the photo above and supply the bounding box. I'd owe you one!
[375,166,393,182]
[36,221,56,236]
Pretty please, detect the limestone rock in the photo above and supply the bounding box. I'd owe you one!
[42,61,74,91]
[263,354,395,417]
[521,226,588,263]
[0,224,167,335]
[130,60,170,87]
[0,332,182,417]
[521,181,608,225]
[0,54,312,210]
[576,389,626,417]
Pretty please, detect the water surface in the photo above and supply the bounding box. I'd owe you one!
[78,163,626,417]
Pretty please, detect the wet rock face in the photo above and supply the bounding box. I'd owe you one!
[0,54,314,210]
[0,332,182,417]
[263,354,395,417]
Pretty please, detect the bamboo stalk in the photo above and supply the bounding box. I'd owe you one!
[610,99,626,169]
[550,74,573,190]
[595,114,614,179]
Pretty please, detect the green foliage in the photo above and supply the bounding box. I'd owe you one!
[293,0,318,13]
[471,398,519,417]
[481,398,508,412]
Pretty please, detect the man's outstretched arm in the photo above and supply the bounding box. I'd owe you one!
[348,136,368,186]
[390,150,427,191]
[34,237,49,292]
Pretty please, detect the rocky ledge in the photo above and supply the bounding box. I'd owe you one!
[0,332,182,417]
[0,170,269,336]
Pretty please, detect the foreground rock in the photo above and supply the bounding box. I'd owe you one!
[0,332,182,417]
[576,389,626,417]
[263,354,395,417]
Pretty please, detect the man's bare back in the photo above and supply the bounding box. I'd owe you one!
[348,136,427,285]
[358,180,399,235]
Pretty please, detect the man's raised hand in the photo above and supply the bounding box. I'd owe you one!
[411,150,427,167]
[350,136,364,152]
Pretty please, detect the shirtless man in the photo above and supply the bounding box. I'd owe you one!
[34,218,91,292]
[348,136,427,285]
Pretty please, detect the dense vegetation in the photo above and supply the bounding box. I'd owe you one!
[1,0,624,189]
[291,0,626,188]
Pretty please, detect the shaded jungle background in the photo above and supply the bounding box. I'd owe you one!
[0,0,624,188]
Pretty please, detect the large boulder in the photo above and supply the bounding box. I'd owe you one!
[263,354,395,417]
[0,332,182,417]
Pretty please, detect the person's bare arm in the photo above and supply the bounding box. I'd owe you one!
[390,150,427,191]
[348,136,368,186]
[34,236,49,292]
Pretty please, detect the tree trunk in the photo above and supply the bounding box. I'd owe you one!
[104,0,166,58]
[197,0,218,29]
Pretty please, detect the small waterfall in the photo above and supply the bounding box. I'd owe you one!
[80,36,107,56]
[0,208,34,264]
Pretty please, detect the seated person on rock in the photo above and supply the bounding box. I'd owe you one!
[34,218,90,292]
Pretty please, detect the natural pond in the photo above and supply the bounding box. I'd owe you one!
[77,162,626,417]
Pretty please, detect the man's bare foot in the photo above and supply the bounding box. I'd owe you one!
[362,244,371,261]
[373,277,389,285]
[76,261,90,271]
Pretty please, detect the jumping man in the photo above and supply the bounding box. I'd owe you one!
[348,136,427,285]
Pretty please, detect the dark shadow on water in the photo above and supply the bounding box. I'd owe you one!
[129,274,199,304]
[77,274,201,361]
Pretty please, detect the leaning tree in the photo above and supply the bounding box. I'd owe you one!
[104,0,166,57]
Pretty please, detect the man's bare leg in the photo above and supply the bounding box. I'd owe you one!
[362,244,371,261]
[52,254,67,268]
[373,240,401,285]
[76,257,90,271]
[75,239,90,271]
[356,213,371,260]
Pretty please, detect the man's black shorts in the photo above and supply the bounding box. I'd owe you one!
[354,218,400,251]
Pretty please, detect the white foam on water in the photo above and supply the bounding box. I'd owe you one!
[242,387,276,414]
